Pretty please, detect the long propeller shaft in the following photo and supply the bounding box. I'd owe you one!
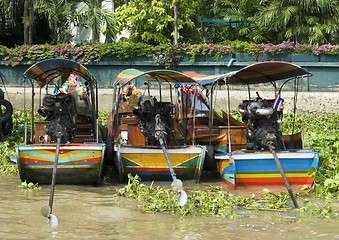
[269,145,299,208]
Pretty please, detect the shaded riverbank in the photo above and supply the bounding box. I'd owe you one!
[4,87,339,114]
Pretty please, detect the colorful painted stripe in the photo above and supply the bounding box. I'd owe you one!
[17,144,105,169]
[218,149,319,188]
[121,153,201,168]
[117,145,205,181]
[236,176,314,186]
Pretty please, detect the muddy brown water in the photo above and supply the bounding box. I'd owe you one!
[1,174,338,240]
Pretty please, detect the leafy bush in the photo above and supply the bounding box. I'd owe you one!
[251,41,339,55]
[0,110,32,175]
[182,43,235,61]
[1,41,338,67]
[282,112,339,198]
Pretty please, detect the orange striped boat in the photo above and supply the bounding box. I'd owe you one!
[16,59,105,185]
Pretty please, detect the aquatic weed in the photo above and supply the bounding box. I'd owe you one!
[17,180,42,190]
[115,174,306,218]
[296,199,335,219]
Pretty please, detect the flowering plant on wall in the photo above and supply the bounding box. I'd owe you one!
[252,41,339,55]
[1,41,338,67]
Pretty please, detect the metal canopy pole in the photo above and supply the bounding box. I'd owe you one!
[225,77,232,153]
[113,85,121,137]
[192,85,197,145]
[208,84,214,146]
[30,80,34,143]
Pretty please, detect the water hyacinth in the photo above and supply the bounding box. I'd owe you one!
[114,174,337,219]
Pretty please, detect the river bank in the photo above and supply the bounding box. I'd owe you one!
[3,87,339,114]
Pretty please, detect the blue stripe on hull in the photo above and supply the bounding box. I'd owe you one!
[235,158,313,172]
[231,151,318,172]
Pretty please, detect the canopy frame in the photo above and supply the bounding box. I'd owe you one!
[22,58,99,143]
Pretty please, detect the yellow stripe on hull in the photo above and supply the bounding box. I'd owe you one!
[122,153,199,167]
[23,165,95,169]
[237,173,309,178]
[25,165,93,169]
[219,158,233,174]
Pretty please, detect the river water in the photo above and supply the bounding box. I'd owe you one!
[1,174,338,240]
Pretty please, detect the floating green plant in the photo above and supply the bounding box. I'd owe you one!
[115,174,338,220]
[17,180,42,190]
[296,199,334,219]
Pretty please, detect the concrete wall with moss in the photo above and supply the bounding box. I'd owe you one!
[0,53,338,91]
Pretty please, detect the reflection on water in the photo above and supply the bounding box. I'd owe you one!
[0,174,338,239]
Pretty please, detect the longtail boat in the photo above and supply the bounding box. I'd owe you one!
[185,61,319,190]
[16,59,105,186]
[104,69,206,183]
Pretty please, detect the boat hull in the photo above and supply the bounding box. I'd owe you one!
[115,145,206,182]
[217,149,319,190]
[16,144,105,185]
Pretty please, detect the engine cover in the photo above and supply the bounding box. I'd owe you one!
[239,96,283,150]
[38,93,76,143]
[133,96,174,145]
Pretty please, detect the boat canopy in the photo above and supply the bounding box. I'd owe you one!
[184,61,311,86]
[23,58,96,87]
[114,69,199,86]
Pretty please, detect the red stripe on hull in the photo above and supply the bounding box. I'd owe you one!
[237,177,314,186]
[221,176,236,190]
[36,150,74,154]
[20,159,51,164]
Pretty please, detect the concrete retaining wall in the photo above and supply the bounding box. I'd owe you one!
[0,53,338,92]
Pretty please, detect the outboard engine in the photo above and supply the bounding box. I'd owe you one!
[133,96,174,145]
[238,92,283,150]
[38,93,76,143]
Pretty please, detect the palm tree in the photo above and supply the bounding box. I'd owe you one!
[35,0,79,43]
[77,0,115,43]
[258,0,339,44]
[0,0,79,44]
[221,0,268,43]
[0,0,34,44]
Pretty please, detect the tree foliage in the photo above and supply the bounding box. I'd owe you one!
[0,0,338,45]
[77,0,116,43]
[258,0,339,44]
[34,0,79,43]
[112,0,197,44]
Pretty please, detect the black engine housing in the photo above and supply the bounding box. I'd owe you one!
[238,96,283,150]
[133,96,174,145]
[38,93,76,143]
